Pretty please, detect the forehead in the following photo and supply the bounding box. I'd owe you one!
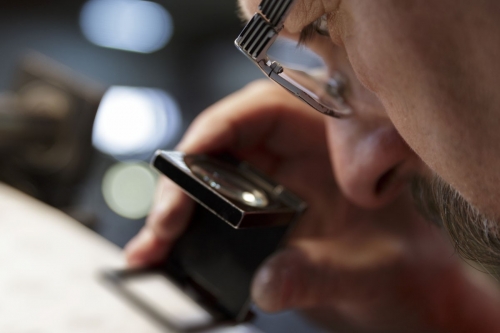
[238,0,338,33]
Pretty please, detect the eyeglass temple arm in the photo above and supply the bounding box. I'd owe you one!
[235,0,350,118]
[235,0,295,63]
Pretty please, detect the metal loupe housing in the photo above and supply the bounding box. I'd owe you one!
[102,151,307,331]
[152,150,306,229]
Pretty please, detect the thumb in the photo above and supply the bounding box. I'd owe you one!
[251,247,335,312]
[251,237,406,313]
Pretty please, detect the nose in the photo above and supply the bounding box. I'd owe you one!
[326,115,418,209]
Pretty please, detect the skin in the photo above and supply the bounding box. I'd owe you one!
[125,0,500,331]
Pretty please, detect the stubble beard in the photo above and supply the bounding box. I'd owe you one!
[412,174,500,274]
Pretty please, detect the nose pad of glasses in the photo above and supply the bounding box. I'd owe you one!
[319,71,351,116]
[326,72,347,104]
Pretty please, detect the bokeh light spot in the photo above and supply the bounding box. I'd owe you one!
[102,162,157,219]
[92,86,181,159]
[80,0,173,53]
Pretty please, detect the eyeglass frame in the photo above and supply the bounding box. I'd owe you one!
[234,0,352,118]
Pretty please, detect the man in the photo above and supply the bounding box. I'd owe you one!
[125,0,500,331]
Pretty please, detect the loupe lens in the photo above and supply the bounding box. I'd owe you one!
[188,158,269,208]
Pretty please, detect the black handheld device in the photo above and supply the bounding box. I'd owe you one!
[103,151,306,332]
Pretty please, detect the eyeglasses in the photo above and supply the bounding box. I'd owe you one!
[235,0,352,118]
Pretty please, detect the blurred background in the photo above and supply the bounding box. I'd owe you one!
[0,1,329,332]
[0,0,265,247]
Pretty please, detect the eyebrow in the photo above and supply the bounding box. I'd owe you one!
[237,1,327,45]
[236,3,250,24]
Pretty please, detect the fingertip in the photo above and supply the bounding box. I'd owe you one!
[126,255,148,269]
[175,137,194,153]
[124,229,151,267]
[124,228,169,268]
[251,248,306,312]
[251,263,283,312]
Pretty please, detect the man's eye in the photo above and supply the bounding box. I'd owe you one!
[315,14,330,36]
[299,14,330,45]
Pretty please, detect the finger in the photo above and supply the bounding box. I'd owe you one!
[177,80,326,160]
[251,237,406,312]
[125,176,194,267]
[125,81,323,267]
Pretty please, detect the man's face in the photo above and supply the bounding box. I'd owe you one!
[239,0,500,264]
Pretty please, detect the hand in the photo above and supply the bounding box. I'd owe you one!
[125,80,500,333]
[125,79,332,267]
[251,186,462,332]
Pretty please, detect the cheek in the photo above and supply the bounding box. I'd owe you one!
[342,1,500,216]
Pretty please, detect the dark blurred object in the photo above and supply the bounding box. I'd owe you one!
[103,152,306,332]
[0,52,105,208]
